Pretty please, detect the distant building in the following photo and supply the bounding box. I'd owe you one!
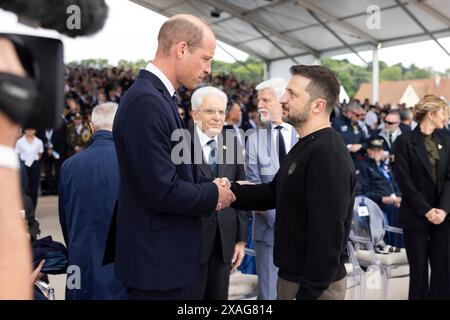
[355,77,450,107]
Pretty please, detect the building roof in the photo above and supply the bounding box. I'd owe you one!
[355,77,450,105]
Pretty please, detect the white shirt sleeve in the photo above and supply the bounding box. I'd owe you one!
[38,139,44,154]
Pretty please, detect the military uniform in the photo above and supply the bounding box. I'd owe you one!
[332,114,367,162]
[66,122,92,158]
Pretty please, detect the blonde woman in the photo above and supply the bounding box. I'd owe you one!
[393,95,450,300]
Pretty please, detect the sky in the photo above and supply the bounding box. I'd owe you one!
[0,0,449,72]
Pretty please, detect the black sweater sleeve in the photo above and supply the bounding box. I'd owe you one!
[230,173,278,212]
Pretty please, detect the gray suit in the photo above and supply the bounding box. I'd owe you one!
[245,123,298,299]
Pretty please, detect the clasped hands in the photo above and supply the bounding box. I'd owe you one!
[425,208,448,225]
[213,178,254,211]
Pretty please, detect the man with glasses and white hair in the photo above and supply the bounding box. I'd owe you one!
[187,86,248,300]
[59,102,126,300]
[374,110,403,154]
[246,78,298,300]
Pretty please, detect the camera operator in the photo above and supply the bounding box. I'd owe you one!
[0,37,33,299]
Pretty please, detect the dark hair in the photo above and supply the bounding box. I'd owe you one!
[289,65,340,113]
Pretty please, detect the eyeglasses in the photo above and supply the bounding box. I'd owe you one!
[350,110,365,118]
[201,108,226,116]
[384,120,399,125]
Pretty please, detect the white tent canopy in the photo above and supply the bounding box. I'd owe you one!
[131,0,450,97]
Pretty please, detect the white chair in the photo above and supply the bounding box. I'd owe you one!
[349,196,409,299]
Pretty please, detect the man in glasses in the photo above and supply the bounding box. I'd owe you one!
[373,111,403,154]
[187,86,248,300]
[332,101,367,164]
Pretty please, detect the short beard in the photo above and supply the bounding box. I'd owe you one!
[284,101,312,128]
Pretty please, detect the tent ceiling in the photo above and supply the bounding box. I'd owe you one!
[130,0,450,62]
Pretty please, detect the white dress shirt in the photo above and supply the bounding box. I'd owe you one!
[15,136,44,167]
[196,125,218,164]
[145,62,175,97]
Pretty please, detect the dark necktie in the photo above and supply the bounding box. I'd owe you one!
[172,92,178,106]
[388,133,393,148]
[275,125,286,166]
[207,139,217,178]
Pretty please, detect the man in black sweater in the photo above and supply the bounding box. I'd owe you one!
[231,65,356,300]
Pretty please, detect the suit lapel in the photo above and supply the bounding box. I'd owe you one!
[411,127,434,182]
[139,70,185,129]
[217,131,227,178]
[191,125,213,178]
[434,132,447,188]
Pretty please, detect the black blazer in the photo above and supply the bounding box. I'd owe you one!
[37,127,66,161]
[189,126,248,264]
[110,70,218,291]
[393,126,450,230]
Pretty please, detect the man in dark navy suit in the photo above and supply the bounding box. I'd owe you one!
[111,14,235,300]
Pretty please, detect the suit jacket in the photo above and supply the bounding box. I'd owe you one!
[111,70,218,291]
[357,157,401,204]
[245,123,298,243]
[231,127,356,300]
[37,127,66,161]
[59,131,126,300]
[189,126,248,264]
[393,126,450,230]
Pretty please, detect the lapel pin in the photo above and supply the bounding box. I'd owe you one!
[288,162,297,175]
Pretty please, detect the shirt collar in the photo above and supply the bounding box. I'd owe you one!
[145,62,175,97]
[271,122,290,131]
[195,124,218,148]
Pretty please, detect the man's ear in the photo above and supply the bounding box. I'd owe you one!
[191,110,199,122]
[312,99,327,114]
[89,122,95,134]
[175,41,188,60]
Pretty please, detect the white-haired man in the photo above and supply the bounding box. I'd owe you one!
[246,78,298,300]
[187,86,248,300]
[59,102,126,300]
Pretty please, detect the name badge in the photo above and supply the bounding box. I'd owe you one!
[357,206,370,217]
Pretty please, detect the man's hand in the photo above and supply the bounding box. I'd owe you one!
[382,196,396,205]
[348,144,362,153]
[213,179,236,211]
[231,242,246,272]
[214,177,231,189]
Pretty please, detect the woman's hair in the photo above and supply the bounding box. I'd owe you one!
[413,95,448,123]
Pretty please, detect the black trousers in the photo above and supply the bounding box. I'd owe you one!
[43,157,61,194]
[188,231,231,300]
[404,223,450,300]
[20,161,40,209]
[126,287,187,300]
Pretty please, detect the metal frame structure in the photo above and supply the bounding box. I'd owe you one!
[130,0,450,101]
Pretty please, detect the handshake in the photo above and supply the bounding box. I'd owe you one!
[213,178,253,211]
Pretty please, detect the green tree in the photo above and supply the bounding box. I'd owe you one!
[380,65,402,81]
